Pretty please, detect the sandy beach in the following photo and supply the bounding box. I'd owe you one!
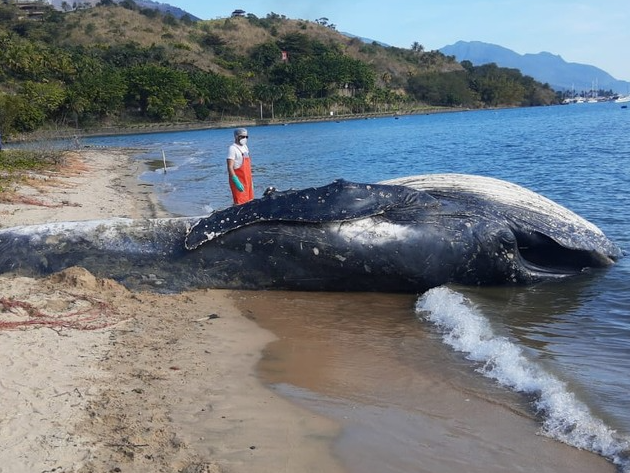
[0,149,616,473]
[0,149,342,473]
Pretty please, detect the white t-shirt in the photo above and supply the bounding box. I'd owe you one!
[227,143,250,169]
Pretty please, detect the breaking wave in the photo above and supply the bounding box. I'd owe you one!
[415,286,630,471]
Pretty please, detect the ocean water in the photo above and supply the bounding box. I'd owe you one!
[84,102,630,470]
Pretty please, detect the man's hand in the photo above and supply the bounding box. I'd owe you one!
[231,175,244,192]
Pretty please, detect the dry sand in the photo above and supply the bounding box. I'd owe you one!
[0,149,342,473]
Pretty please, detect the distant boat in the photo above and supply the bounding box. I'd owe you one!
[614,95,630,103]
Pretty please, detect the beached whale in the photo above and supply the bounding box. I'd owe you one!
[0,174,622,293]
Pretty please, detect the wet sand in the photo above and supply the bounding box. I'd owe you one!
[235,290,617,473]
[0,148,616,472]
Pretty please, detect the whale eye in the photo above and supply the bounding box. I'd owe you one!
[495,228,517,248]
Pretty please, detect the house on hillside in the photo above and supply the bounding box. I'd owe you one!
[47,0,99,11]
[2,0,54,19]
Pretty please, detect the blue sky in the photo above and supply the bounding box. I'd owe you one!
[165,0,630,82]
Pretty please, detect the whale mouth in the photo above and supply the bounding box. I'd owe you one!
[514,230,615,275]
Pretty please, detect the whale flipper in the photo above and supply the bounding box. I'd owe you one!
[184,179,437,250]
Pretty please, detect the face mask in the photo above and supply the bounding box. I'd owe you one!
[238,137,248,146]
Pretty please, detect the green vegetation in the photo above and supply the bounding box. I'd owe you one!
[0,1,558,139]
[407,61,556,107]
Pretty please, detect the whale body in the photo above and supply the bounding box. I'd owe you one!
[0,174,622,293]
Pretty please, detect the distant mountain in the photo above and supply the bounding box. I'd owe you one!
[48,0,200,20]
[440,40,630,94]
[129,0,200,20]
[342,32,390,48]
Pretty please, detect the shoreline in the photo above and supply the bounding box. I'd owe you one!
[0,149,163,227]
[235,290,617,473]
[5,106,466,143]
[0,148,343,472]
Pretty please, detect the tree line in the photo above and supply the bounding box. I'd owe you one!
[0,1,558,138]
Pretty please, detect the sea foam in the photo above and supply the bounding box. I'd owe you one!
[415,286,630,471]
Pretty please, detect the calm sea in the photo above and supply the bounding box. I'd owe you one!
[84,102,630,470]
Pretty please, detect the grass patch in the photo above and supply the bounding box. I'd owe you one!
[0,149,67,194]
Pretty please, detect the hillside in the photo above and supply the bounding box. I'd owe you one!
[440,41,630,94]
[0,3,557,137]
[56,6,221,73]
[55,7,460,85]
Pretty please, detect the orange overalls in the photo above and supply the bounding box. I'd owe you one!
[229,147,254,205]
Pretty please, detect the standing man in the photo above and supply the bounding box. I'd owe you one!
[226,127,254,205]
